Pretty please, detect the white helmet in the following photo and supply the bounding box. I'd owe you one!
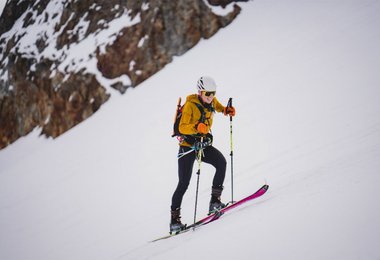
[197,76,217,92]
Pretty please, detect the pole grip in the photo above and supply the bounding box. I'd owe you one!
[227,98,232,108]
[227,98,233,121]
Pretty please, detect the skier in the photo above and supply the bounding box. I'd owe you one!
[170,76,236,233]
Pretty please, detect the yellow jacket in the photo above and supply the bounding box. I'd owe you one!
[179,94,225,146]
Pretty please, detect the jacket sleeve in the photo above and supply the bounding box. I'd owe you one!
[179,102,198,135]
[214,98,225,113]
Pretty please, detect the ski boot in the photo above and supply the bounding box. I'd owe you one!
[170,208,186,234]
[209,186,226,215]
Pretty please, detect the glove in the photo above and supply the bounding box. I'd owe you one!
[224,106,236,116]
[196,122,209,134]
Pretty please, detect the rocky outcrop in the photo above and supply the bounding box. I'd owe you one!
[0,0,246,149]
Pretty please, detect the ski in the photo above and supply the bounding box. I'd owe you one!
[151,184,269,242]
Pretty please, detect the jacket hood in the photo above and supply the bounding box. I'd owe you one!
[186,94,201,104]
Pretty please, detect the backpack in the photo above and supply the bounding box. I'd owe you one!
[172,97,206,143]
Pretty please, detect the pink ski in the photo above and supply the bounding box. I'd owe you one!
[151,184,269,242]
[194,184,269,225]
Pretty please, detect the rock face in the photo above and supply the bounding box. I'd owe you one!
[0,0,245,149]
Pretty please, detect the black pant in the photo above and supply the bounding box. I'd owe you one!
[171,146,226,210]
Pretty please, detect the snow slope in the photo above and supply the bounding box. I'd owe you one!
[1,1,380,259]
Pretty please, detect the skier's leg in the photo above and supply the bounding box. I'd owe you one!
[202,146,227,213]
[171,147,195,210]
[202,146,226,188]
[170,146,195,232]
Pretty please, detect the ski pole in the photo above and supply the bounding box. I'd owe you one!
[193,137,203,226]
[227,98,235,203]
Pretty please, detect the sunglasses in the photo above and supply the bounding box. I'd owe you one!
[202,91,216,97]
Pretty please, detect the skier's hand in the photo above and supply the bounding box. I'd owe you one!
[196,122,209,134]
[224,106,235,116]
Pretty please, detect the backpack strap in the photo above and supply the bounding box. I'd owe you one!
[193,102,206,123]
